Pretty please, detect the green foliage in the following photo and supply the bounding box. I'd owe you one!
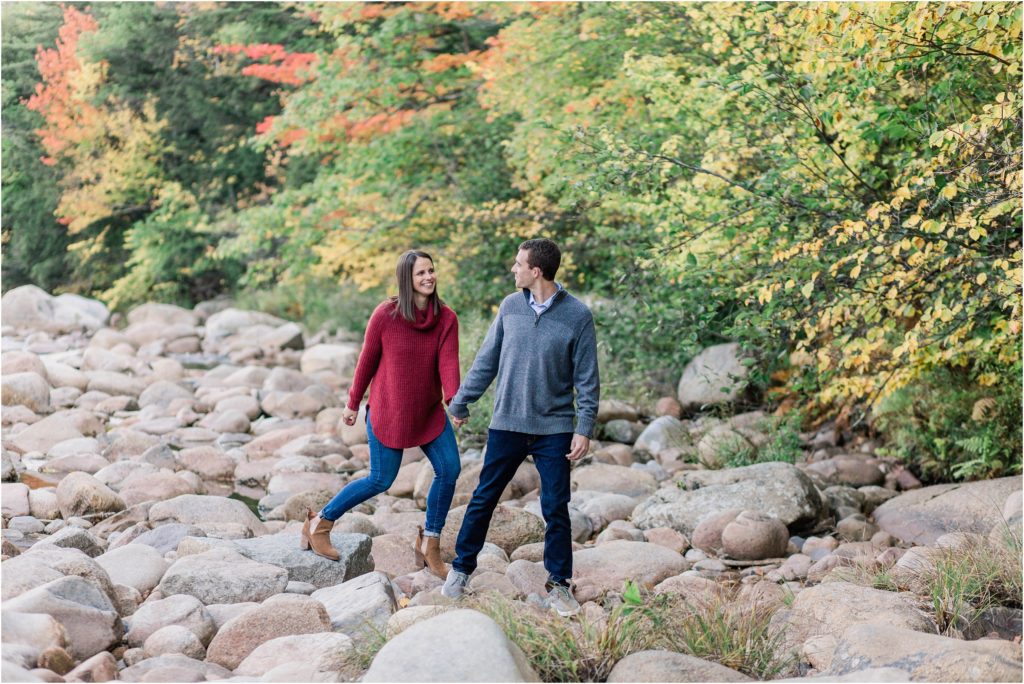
[1,2,68,291]
[472,591,658,683]
[927,538,1023,636]
[873,357,1023,482]
[718,414,804,469]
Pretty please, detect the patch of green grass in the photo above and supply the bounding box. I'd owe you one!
[470,592,656,683]
[658,592,796,680]
[925,535,1023,636]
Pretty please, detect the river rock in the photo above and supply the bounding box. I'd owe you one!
[95,543,169,594]
[607,650,752,682]
[63,651,118,683]
[440,504,544,559]
[143,624,206,659]
[634,416,689,456]
[125,594,216,648]
[677,343,749,409]
[2,372,51,413]
[232,529,373,588]
[9,413,85,454]
[721,510,789,560]
[54,472,125,520]
[2,482,30,517]
[572,540,688,600]
[805,455,885,487]
[118,653,232,682]
[570,463,657,498]
[873,476,1022,544]
[829,623,1022,681]
[363,609,539,682]
[573,491,639,531]
[158,547,288,604]
[1,285,108,333]
[148,494,268,538]
[310,571,397,642]
[1,611,67,668]
[205,593,331,670]
[4,576,122,660]
[697,425,754,469]
[771,582,937,671]
[633,462,824,536]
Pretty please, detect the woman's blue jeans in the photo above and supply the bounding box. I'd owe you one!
[320,409,461,535]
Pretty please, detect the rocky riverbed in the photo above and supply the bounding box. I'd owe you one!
[1,284,1021,682]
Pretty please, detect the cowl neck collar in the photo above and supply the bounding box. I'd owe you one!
[403,302,439,331]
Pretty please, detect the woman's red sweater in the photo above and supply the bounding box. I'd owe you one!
[347,300,460,449]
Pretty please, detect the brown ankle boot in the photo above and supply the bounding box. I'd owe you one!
[301,510,340,561]
[422,534,447,578]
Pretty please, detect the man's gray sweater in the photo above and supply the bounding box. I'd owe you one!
[449,288,600,438]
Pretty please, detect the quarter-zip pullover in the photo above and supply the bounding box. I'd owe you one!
[449,288,599,438]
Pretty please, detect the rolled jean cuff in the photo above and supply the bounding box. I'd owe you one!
[422,529,441,538]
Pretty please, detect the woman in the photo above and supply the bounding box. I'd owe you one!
[301,250,461,578]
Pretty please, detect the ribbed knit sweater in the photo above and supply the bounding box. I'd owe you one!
[449,288,599,438]
[347,300,460,449]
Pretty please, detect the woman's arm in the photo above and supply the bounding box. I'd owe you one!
[438,310,461,405]
[347,306,386,411]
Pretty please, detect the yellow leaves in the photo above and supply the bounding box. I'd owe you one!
[940,183,958,200]
[976,273,988,285]
[850,264,862,280]
[801,281,815,299]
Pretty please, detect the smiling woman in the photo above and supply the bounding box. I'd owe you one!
[300,249,463,580]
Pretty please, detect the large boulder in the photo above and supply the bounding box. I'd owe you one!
[363,609,539,682]
[829,623,1022,682]
[300,343,360,376]
[205,593,332,670]
[440,504,545,559]
[633,462,824,536]
[3,576,122,660]
[677,343,750,409]
[572,541,688,600]
[118,654,232,682]
[310,571,397,642]
[770,582,937,671]
[873,477,1022,545]
[1,285,109,333]
[1,611,67,669]
[148,494,268,538]
[157,547,288,604]
[232,530,373,589]
[127,302,199,327]
[570,463,657,498]
[607,650,752,682]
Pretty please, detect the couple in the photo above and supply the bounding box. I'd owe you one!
[300,238,599,617]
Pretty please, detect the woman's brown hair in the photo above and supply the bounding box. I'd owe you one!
[391,250,443,322]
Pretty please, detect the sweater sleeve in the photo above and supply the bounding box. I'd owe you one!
[438,310,461,406]
[571,312,600,439]
[347,305,386,411]
[448,307,503,419]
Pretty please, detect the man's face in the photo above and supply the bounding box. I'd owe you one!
[512,249,537,289]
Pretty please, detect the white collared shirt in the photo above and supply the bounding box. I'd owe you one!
[528,283,563,316]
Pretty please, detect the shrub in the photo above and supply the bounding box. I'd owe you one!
[234,276,383,339]
[873,358,1023,483]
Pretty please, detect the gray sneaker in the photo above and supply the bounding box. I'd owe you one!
[441,569,469,599]
[546,582,580,617]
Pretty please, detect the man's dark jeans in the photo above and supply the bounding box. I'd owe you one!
[452,429,574,586]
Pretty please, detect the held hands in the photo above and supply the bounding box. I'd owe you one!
[566,434,590,461]
[450,414,468,428]
[342,407,358,426]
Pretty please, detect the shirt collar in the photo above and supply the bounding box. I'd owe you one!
[529,282,563,309]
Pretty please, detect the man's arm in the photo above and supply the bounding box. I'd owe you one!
[448,308,504,420]
[571,314,600,440]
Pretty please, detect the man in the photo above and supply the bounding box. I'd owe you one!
[443,238,599,617]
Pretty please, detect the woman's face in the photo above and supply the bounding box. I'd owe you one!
[411,256,436,298]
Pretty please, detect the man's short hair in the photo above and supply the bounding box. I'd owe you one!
[519,238,561,281]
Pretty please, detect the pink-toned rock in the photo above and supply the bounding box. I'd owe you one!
[573,541,688,598]
[655,397,683,419]
[439,504,544,559]
[504,559,549,597]
[205,593,331,670]
[721,511,789,560]
[469,571,521,598]
[643,527,690,554]
[691,508,744,554]
[371,533,422,578]
[653,574,724,605]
